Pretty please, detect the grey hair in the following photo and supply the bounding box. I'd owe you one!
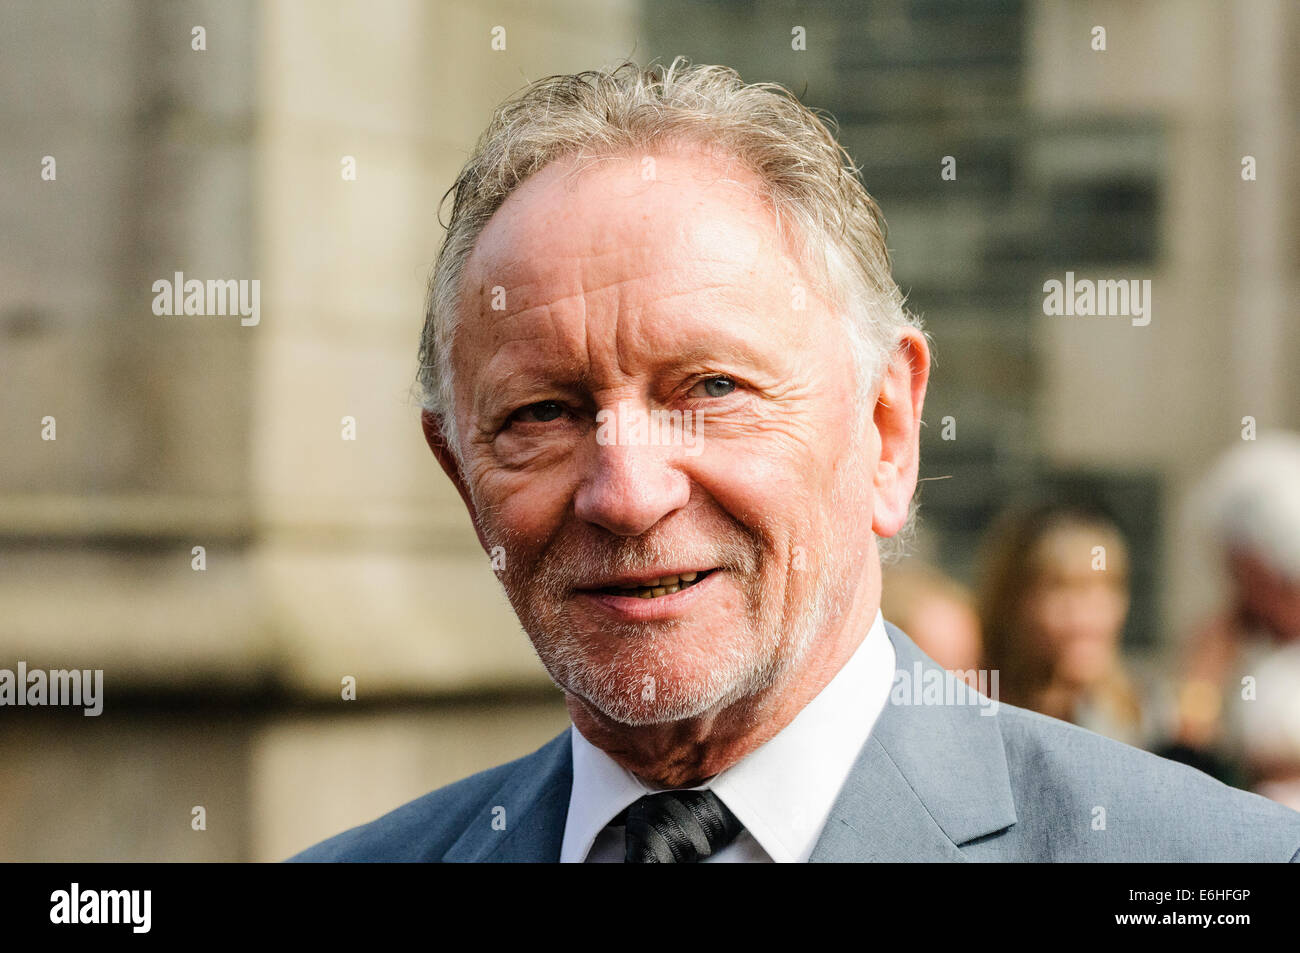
[415,58,924,557]
[1193,432,1300,582]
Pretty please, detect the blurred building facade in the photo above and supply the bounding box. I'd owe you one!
[1,0,1296,860]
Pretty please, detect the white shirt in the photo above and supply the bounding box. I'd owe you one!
[560,610,896,862]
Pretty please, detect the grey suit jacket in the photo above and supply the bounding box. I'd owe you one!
[290,622,1300,861]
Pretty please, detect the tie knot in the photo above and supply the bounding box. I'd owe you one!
[622,789,744,863]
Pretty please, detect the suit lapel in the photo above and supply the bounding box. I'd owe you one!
[808,735,968,861]
[809,622,1018,862]
[442,731,573,862]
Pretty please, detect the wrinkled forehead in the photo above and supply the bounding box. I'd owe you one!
[459,148,799,314]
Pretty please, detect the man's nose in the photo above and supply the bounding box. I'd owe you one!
[573,441,691,537]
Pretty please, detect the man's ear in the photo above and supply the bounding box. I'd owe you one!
[871,328,930,538]
[421,409,491,552]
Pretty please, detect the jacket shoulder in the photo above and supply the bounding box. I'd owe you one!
[984,703,1300,862]
[286,741,551,862]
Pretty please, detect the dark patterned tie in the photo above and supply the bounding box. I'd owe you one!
[621,789,745,863]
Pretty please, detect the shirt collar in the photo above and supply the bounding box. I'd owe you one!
[560,610,896,862]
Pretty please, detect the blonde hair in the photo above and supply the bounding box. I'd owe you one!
[976,502,1140,727]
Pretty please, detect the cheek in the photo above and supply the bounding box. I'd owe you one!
[693,406,858,512]
[473,466,575,543]
[689,443,832,536]
[1097,588,1129,638]
[1020,593,1060,645]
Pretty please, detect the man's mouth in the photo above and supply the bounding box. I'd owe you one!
[585,569,717,600]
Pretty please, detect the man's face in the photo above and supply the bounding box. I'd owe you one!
[440,148,896,725]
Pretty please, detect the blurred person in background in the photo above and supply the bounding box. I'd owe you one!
[881,563,982,677]
[976,501,1147,747]
[1171,434,1300,808]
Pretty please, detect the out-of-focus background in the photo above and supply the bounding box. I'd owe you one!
[1,0,1297,860]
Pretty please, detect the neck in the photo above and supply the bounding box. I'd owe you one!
[567,571,880,788]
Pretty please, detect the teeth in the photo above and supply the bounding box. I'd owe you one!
[603,571,708,598]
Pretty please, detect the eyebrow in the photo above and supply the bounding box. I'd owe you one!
[473,366,583,414]
[469,315,787,416]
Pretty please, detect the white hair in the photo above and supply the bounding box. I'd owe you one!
[1194,432,1300,582]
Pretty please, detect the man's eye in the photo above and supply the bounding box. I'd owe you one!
[690,376,737,399]
[511,400,565,424]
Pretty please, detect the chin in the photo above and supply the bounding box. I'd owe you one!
[1061,659,1111,688]
[533,630,776,727]
[577,690,724,728]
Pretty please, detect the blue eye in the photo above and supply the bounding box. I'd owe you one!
[693,376,736,398]
[513,401,565,424]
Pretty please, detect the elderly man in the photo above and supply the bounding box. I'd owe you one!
[293,61,1300,862]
